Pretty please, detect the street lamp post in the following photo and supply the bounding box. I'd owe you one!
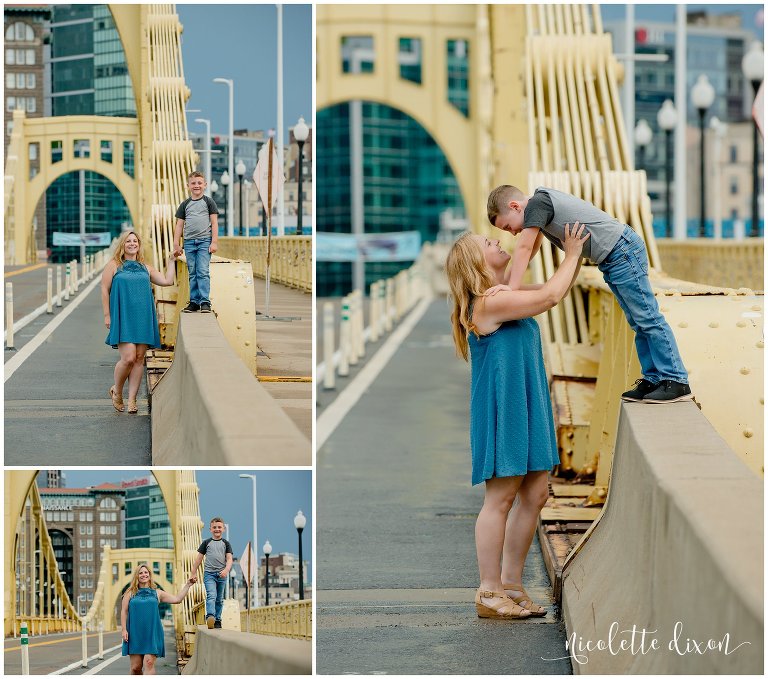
[195,118,212,193]
[692,74,715,238]
[263,540,272,606]
[293,117,309,236]
[236,160,246,237]
[243,179,251,237]
[710,116,728,240]
[213,77,234,237]
[634,119,653,172]
[220,171,230,235]
[742,41,764,237]
[657,99,677,238]
[294,510,306,600]
[239,474,259,608]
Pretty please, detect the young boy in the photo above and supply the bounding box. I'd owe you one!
[487,184,692,404]
[191,517,233,629]
[173,171,219,313]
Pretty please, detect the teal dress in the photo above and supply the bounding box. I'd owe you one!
[468,316,560,485]
[105,260,161,349]
[122,587,165,657]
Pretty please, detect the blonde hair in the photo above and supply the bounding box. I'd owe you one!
[187,171,205,182]
[112,229,145,268]
[487,185,526,225]
[446,232,495,361]
[126,563,157,598]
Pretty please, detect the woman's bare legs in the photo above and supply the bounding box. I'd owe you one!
[129,654,143,675]
[114,343,137,398]
[143,654,157,675]
[126,344,148,403]
[500,470,550,612]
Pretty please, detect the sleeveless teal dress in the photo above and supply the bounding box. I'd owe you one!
[122,587,165,657]
[105,260,161,349]
[468,315,560,485]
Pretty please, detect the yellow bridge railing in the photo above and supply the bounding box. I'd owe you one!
[240,600,312,640]
[216,237,313,292]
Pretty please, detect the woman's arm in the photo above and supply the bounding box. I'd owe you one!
[476,224,589,329]
[120,593,130,642]
[157,576,197,604]
[148,252,177,287]
[101,261,117,329]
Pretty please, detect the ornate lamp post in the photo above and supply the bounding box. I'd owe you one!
[236,160,246,237]
[220,170,231,235]
[263,540,272,606]
[294,510,306,600]
[293,117,309,236]
[657,99,677,238]
[741,41,764,237]
[634,119,653,172]
[691,74,715,237]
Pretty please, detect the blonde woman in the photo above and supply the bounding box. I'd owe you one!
[120,563,196,675]
[446,223,588,620]
[101,230,176,414]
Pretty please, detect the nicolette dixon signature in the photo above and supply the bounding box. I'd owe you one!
[542,622,751,665]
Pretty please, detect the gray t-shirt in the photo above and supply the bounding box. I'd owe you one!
[175,195,218,240]
[523,187,624,264]
[197,537,233,573]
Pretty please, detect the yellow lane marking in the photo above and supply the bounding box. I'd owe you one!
[5,632,120,651]
[5,263,47,278]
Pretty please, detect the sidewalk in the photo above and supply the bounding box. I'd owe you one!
[316,299,571,675]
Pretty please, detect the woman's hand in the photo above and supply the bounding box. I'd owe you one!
[104,314,111,330]
[187,576,197,586]
[484,284,511,297]
[167,250,177,262]
[122,629,129,642]
[563,222,590,259]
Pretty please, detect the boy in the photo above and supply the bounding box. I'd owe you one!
[191,517,233,629]
[487,184,692,404]
[173,171,219,313]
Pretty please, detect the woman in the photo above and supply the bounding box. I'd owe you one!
[121,563,196,675]
[101,230,176,414]
[446,223,589,619]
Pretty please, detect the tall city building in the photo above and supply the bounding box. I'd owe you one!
[259,552,311,606]
[39,484,125,614]
[123,477,173,550]
[605,10,760,233]
[4,5,51,251]
[45,4,135,263]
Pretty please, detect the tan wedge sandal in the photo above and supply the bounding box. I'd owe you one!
[502,584,547,617]
[126,400,138,414]
[109,386,125,412]
[475,589,531,619]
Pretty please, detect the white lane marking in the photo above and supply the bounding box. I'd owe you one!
[5,275,101,383]
[317,296,432,450]
[81,646,125,675]
[49,643,122,675]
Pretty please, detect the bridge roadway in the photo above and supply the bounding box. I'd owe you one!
[316,299,571,675]
[3,627,177,675]
[4,264,311,464]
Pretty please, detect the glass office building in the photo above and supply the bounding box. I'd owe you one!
[46,5,134,263]
[124,480,173,550]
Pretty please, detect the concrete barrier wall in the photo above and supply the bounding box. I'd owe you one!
[151,314,310,465]
[561,403,763,674]
[182,627,311,675]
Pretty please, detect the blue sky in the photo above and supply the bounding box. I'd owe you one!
[59,469,313,580]
[177,4,312,141]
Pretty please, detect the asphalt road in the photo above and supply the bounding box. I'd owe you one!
[316,299,572,675]
[5,280,151,465]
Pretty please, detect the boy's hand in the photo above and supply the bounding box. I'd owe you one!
[173,247,183,258]
[209,242,218,255]
[484,284,511,297]
[219,568,229,578]
[187,575,197,585]
[563,221,590,259]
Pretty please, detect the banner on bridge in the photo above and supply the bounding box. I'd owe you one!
[316,231,421,262]
[52,232,112,246]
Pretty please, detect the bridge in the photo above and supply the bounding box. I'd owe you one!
[4,470,312,675]
[3,4,312,465]
[316,5,763,674]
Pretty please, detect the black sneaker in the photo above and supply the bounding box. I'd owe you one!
[621,379,658,402]
[642,380,693,404]
[200,302,212,313]
[206,615,214,629]
[213,620,222,629]
[182,302,200,313]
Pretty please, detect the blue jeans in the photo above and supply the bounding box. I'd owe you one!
[598,226,688,384]
[183,237,211,305]
[203,571,226,621]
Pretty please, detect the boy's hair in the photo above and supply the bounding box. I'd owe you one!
[187,170,205,182]
[487,185,526,225]
[210,517,225,526]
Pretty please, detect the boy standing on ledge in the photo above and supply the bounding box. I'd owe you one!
[173,171,218,313]
[487,184,692,404]
[190,517,233,629]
